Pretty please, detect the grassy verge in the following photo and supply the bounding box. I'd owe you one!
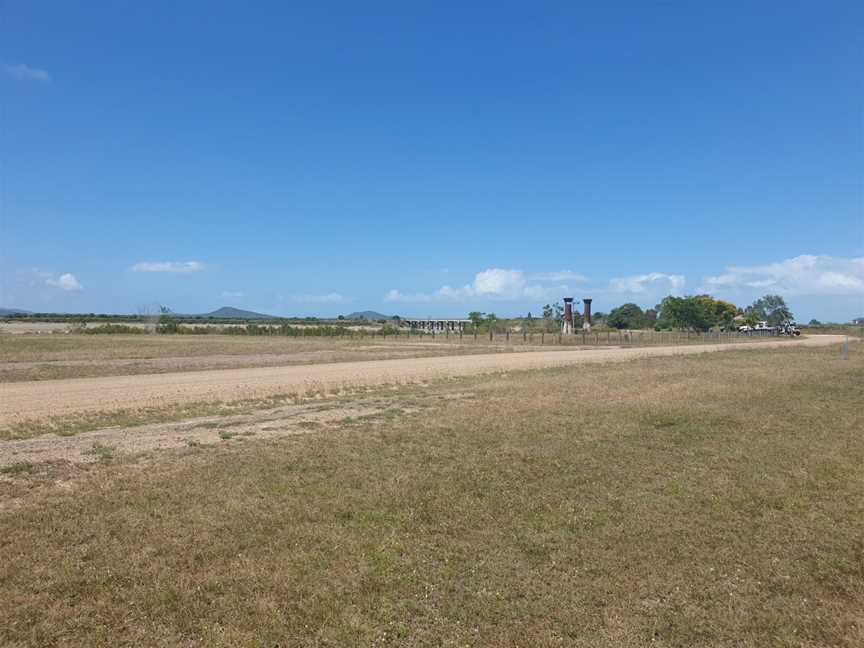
[1,330,801,383]
[0,394,305,441]
[1,346,862,647]
[0,382,412,441]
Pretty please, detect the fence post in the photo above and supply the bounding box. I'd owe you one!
[541,332,545,345]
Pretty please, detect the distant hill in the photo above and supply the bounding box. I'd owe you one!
[345,310,394,321]
[199,307,275,320]
[0,307,31,316]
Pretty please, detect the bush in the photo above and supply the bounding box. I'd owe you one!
[607,303,646,329]
[81,324,145,335]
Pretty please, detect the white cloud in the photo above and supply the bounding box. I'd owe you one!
[131,261,205,273]
[221,290,244,298]
[4,63,51,82]
[46,273,83,292]
[701,255,864,296]
[384,289,407,302]
[291,293,349,304]
[385,268,551,303]
[530,270,589,282]
[608,272,685,295]
[473,268,542,299]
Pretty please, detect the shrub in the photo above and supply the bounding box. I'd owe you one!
[81,324,145,335]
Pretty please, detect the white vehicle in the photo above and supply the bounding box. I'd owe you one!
[780,321,801,336]
[739,321,777,334]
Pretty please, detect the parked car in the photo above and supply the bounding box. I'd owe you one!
[780,321,801,336]
[739,321,782,335]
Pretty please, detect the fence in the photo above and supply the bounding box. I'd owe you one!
[171,324,796,348]
[393,328,790,348]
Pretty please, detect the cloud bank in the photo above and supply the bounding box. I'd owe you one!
[607,272,686,295]
[385,268,565,303]
[529,270,589,282]
[702,255,864,296]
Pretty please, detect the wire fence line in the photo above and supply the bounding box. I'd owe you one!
[214,325,799,348]
[384,328,794,347]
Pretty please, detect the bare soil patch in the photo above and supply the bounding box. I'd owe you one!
[0,335,845,431]
[0,335,520,382]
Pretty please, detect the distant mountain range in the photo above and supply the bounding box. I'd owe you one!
[0,305,403,321]
[198,307,275,319]
[344,310,394,321]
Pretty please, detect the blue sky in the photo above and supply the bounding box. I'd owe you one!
[2,1,862,321]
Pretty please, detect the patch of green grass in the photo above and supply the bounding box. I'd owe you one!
[295,420,321,430]
[82,444,114,462]
[1,384,420,442]
[340,408,407,427]
[0,462,34,475]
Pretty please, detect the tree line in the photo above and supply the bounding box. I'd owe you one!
[463,294,796,334]
[604,294,793,331]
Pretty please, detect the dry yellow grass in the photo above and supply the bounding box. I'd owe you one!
[0,330,799,383]
[0,334,510,382]
[1,345,862,646]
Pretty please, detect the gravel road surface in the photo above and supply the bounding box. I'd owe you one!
[0,335,846,424]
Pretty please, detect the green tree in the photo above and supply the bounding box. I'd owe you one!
[749,295,793,326]
[467,311,485,327]
[644,308,658,327]
[656,295,736,331]
[541,302,564,331]
[607,303,646,329]
[741,311,760,326]
[700,296,737,329]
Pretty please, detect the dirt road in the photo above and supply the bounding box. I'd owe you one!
[0,335,847,424]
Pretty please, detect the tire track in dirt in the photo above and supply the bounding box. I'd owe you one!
[0,336,846,425]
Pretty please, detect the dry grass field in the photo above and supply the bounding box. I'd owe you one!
[1,343,862,647]
[0,334,514,382]
[0,329,801,383]
[0,336,825,437]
